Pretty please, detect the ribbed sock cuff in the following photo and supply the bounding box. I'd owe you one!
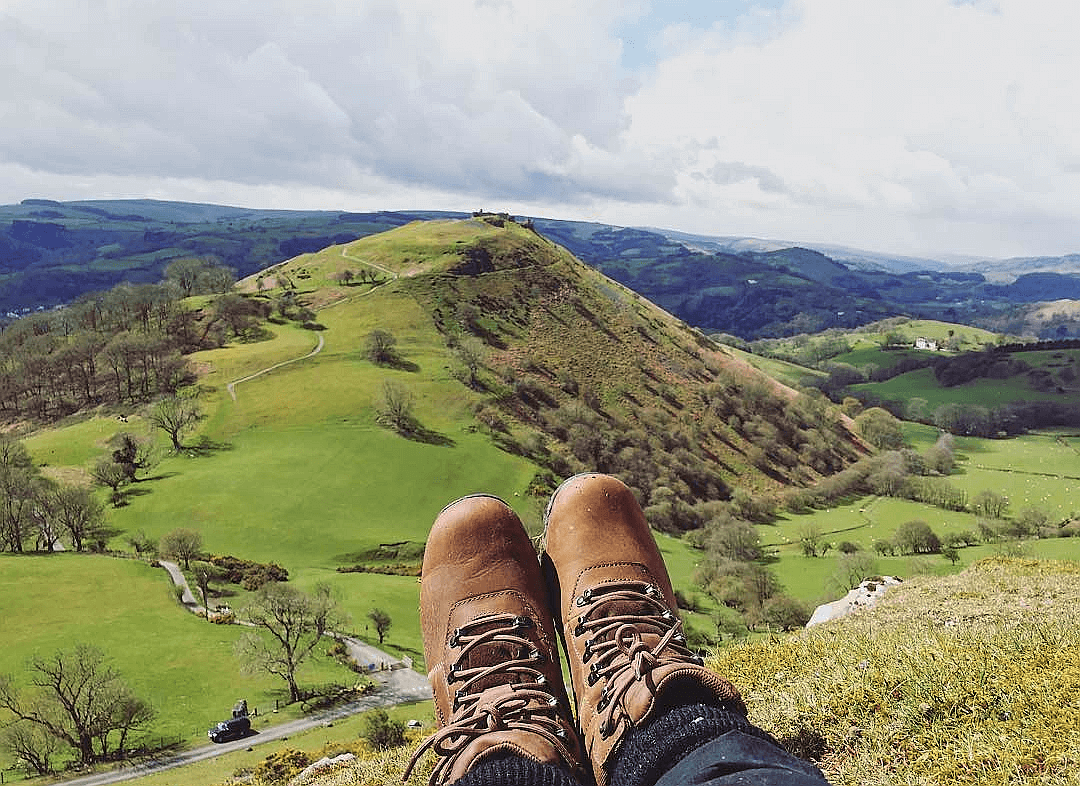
[452,753,581,786]
[611,702,776,786]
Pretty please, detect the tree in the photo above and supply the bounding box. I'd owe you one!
[895,519,941,555]
[972,489,1009,519]
[108,431,158,483]
[50,485,106,553]
[368,608,392,644]
[0,644,153,765]
[159,527,203,570]
[854,407,905,450]
[365,330,398,365]
[453,338,485,388]
[941,544,960,565]
[237,583,345,703]
[1,720,60,775]
[375,381,416,435]
[760,594,810,631]
[191,561,227,616]
[90,459,130,506]
[0,436,43,553]
[149,395,203,452]
[798,523,825,557]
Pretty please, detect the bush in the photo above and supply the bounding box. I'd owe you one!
[361,708,407,750]
[760,595,811,631]
[253,748,311,785]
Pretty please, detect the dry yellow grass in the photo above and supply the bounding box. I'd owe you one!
[283,559,1080,786]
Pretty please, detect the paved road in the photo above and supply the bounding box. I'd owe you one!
[54,667,430,786]
[64,563,432,786]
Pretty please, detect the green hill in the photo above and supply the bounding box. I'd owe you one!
[3,217,868,776]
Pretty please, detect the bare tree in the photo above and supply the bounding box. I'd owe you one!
[365,330,398,365]
[374,381,416,434]
[0,645,153,765]
[1,720,60,775]
[236,583,344,703]
[149,395,203,452]
[159,527,203,570]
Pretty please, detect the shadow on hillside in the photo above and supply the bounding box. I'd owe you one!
[181,437,235,457]
[386,357,420,373]
[403,425,455,447]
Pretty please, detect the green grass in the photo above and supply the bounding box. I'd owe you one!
[710,559,1080,786]
[0,555,356,762]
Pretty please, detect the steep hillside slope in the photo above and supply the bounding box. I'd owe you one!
[241,216,867,516]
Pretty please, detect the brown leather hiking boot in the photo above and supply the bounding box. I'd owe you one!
[405,495,582,786]
[543,474,744,786]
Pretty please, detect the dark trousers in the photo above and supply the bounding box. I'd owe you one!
[455,703,830,786]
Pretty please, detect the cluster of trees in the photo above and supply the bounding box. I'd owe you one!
[0,645,153,773]
[0,437,106,553]
[0,259,263,423]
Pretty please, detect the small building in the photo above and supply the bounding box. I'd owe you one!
[914,337,939,351]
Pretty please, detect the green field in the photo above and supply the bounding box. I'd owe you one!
[0,555,354,745]
[7,226,1080,782]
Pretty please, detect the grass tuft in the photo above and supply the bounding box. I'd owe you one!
[710,558,1080,785]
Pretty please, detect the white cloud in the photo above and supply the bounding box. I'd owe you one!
[2,0,1080,257]
[622,0,1080,255]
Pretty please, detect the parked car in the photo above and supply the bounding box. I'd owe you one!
[208,715,251,743]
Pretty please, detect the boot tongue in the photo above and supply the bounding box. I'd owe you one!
[460,614,535,693]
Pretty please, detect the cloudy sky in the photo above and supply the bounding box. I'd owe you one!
[2,0,1078,259]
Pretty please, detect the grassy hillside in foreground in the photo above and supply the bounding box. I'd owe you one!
[195,558,1078,786]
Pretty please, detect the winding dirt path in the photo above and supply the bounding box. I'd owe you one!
[225,333,324,401]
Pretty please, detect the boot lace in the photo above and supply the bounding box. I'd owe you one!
[572,582,704,739]
[405,612,572,785]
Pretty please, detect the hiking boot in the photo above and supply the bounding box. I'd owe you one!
[542,474,744,786]
[406,495,582,785]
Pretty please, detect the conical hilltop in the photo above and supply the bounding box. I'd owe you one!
[239,214,866,527]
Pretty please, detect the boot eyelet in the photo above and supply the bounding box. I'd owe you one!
[449,629,462,647]
[597,696,609,712]
[599,720,613,738]
[447,664,458,682]
[514,616,533,629]
[574,620,586,636]
[583,640,593,660]
[548,696,559,707]
[645,585,660,598]
[662,610,674,621]
[587,671,599,686]
[556,727,568,740]
[537,674,547,685]
[576,589,593,607]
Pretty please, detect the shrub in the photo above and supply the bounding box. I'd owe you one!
[361,708,407,750]
[253,749,311,785]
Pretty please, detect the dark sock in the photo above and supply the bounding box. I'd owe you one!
[611,701,778,786]
[453,753,582,786]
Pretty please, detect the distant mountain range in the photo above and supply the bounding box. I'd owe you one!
[2,198,1078,338]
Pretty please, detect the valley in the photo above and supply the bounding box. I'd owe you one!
[0,213,1078,786]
